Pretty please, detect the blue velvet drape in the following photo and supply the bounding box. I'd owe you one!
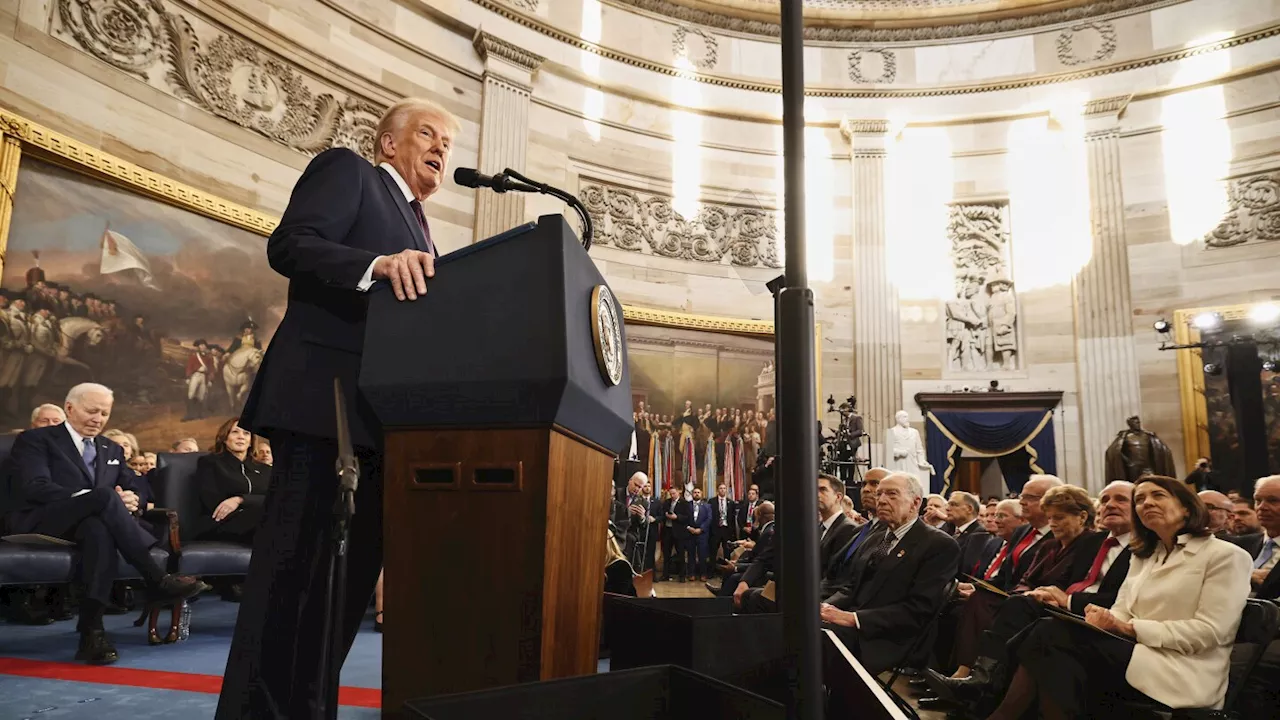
[925,410,1056,494]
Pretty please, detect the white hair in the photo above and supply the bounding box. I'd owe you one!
[886,472,924,501]
[997,498,1023,516]
[1255,475,1280,495]
[951,491,982,515]
[65,383,113,406]
[30,403,66,424]
[375,98,460,161]
[1026,474,1064,489]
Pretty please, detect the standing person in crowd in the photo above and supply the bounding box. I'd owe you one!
[660,481,690,582]
[709,482,738,564]
[686,487,712,582]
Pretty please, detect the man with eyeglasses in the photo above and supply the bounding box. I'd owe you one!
[988,475,1061,590]
[1198,489,1235,538]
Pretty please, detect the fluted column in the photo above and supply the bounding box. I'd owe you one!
[1074,95,1141,492]
[471,32,544,242]
[842,119,901,467]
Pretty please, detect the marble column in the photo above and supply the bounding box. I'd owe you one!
[471,32,544,242]
[1074,95,1141,492]
[841,119,901,467]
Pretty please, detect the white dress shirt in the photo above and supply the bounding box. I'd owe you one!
[954,518,977,536]
[65,422,88,456]
[820,510,841,540]
[355,162,420,291]
[1079,531,1132,595]
[718,497,728,526]
[883,517,917,554]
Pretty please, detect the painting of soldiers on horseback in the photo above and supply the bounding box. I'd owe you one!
[0,158,285,450]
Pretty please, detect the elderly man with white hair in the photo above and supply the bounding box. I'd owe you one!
[6,383,208,664]
[221,97,460,719]
[818,471,960,673]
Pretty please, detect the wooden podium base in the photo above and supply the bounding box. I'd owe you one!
[382,426,613,716]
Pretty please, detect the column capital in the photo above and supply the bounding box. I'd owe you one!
[473,30,545,85]
[1082,93,1131,135]
[840,118,891,154]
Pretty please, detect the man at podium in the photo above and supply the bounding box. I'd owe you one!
[217,98,460,720]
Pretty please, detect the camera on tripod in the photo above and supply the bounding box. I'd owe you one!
[821,394,869,486]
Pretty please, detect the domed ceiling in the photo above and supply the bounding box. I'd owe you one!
[608,0,1173,41]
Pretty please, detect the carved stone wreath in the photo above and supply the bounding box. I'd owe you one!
[54,0,383,159]
[672,26,719,70]
[581,180,780,268]
[1204,171,1280,248]
[1056,22,1118,66]
[848,48,897,84]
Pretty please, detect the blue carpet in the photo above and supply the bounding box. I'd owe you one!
[0,596,382,688]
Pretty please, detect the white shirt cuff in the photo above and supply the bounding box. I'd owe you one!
[356,257,383,291]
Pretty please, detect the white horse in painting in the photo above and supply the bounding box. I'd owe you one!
[223,345,264,407]
[53,316,106,380]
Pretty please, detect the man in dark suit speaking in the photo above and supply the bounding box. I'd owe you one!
[217,98,458,720]
[6,383,207,664]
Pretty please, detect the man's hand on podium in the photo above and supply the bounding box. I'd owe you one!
[373,249,436,301]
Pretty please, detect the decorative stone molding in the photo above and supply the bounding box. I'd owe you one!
[505,0,540,10]
[622,305,774,336]
[1084,93,1132,118]
[473,31,545,73]
[581,179,781,268]
[53,0,383,158]
[472,0,1278,98]
[672,26,718,70]
[945,203,1020,373]
[600,0,1173,42]
[840,119,891,139]
[1056,21,1118,66]
[1204,170,1280,248]
[847,49,897,84]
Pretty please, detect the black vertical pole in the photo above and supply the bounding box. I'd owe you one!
[777,0,823,718]
[1226,342,1269,498]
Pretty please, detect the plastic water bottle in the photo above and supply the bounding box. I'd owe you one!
[177,602,192,641]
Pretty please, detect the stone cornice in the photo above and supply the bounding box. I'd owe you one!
[472,30,545,73]
[595,0,1179,43]
[840,119,891,140]
[1084,93,1133,117]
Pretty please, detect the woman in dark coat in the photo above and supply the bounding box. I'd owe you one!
[195,418,270,543]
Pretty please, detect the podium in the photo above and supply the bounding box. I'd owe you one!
[360,215,633,716]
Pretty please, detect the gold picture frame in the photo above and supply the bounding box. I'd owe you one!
[1173,302,1261,472]
[0,107,821,415]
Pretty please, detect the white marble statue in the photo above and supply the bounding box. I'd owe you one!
[886,410,933,483]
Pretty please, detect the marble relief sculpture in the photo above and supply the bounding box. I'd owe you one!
[887,410,933,485]
[945,203,1019,372]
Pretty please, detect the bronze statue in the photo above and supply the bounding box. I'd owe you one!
[1104,415,1176,483]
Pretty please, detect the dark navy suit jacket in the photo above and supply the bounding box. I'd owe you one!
[6,424,142,534]
[239,148,428,447]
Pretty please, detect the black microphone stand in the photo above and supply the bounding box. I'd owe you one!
[501,168,595,250]
[314,377,360,720]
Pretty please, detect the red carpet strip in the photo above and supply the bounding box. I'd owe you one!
[0,657,381,708]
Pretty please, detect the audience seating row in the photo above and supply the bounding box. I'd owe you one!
[0,448,252,640]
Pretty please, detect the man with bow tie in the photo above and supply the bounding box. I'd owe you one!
[6,383,208,665]
[221,99,458,719]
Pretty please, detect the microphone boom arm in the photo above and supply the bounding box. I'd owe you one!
[502,168,594,250]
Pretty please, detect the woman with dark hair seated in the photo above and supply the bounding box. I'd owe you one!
[985,475,1252,719]
[195,418,270,544]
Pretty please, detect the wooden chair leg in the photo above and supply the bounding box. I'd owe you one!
[146,605,163,645]
[164,600,182,643]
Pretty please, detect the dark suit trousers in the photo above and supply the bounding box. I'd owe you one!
[661,527,682,579]
[977,594,1044,663]
[952,590,1004,667]
[685,533,709,577]
[28,487,163,606]
[710,523,734,561]
[1018,618,1150,718]
[216,431,383,720]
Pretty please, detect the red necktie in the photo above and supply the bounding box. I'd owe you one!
[1010,529,1042,566]
[983,541,1009,580]
[1066,536,1120,594]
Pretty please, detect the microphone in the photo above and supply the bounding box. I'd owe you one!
[452,167,595,250]
[453,167,537,194]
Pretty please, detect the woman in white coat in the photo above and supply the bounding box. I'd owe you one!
[985,474,1252,719]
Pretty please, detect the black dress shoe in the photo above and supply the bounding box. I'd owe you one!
[907,676,931,689]
[150,575,210,602]
[75,629,120,665]
[923,667,992,704]
[11,600,54,625]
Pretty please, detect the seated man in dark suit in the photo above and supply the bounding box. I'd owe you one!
[732,501,776,610]
[819,472,960,674]
[6,383,208,664]
[818,474,856,571]
[1232,475,1280,599]
[946,491,991,578]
